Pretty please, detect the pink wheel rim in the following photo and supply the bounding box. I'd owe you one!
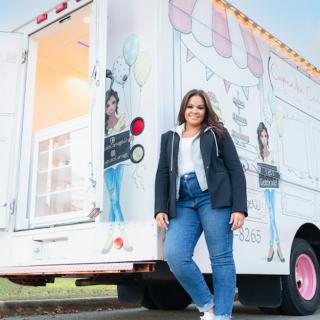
[295,254,317,300]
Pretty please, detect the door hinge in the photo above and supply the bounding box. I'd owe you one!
[88,177,97,189]
[90,61,100,86]
[9,199,16,215]
[22,50,28,64]
[88,204,101,221]
[88,162,96,189]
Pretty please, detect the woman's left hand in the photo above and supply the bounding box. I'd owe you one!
[229,212,245,230]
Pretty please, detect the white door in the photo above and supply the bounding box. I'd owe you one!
[0,32,26,229]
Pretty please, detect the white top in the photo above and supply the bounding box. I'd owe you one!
[178,137,195,176]
[173,124,209,196]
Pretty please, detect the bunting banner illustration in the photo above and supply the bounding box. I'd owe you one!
[241,86,249,100]
[205,66,214,81]
[186,49,195,62]
[224,79,231,93]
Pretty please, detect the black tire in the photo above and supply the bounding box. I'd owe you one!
[281,238,320,315]
[258,306,282,315]
[146,282,192,310]
[141,287,157,309]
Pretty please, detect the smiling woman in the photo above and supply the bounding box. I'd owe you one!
[183,96,206,130]
[155,89,247,320]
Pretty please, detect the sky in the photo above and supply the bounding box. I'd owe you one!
[0,0,319,68]
[228,0,320,69]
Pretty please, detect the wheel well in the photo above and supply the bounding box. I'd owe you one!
[294,223,320,263]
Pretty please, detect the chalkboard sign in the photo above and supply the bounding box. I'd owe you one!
[257,162,280,188]
[104,131,130,168]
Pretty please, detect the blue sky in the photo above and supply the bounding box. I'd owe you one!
[228,0,320,69]
[0,0,319,68]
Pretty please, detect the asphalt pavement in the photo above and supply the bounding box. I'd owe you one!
[2,302,320,320]
[0,297,137,318]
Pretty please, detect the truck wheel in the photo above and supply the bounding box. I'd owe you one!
[281,238,320,315]
[141,287,157,309]
[258,306,282,315]
[146,282,191,310]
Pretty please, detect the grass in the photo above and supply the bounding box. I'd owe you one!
[0,278,117,301]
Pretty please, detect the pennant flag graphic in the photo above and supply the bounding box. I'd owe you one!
[205,67,214,81]
[241,86,249,100]
[224,80,231,93]
[186,49,195,62]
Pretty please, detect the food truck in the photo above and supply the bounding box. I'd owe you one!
[1,0,320,315]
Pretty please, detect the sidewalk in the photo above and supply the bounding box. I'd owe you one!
[0,297,139,318]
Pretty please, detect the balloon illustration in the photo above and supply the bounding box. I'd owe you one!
[112,56,129,85]
[268,90,277,115]
[276,112,285,137]
[123,35,139,67]
[134,52,152,87]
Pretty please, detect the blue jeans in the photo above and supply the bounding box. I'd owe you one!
[104,164,125,222]
[164,173,235,319]
[264,189,280,246]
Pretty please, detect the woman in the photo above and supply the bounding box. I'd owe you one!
[105,89,125,137]
[257,122,285,263]
[102,89,132,253]
[155,89,247,320]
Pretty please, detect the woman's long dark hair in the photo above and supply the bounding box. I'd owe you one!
[105,89,119,135]
[257,122,269,160]
[177,89,225,139]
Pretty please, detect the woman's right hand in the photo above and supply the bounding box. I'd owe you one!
[155,212,169,230]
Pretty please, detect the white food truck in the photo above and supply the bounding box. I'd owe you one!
[1,0,320,315]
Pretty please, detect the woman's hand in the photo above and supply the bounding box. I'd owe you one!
[229,212,245,231]
[155,212,169,230]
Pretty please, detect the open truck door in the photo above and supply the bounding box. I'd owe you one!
[14,1,102,230]
[0,32,26,230]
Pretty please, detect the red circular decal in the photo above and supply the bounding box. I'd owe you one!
[131,117,145,136]
[114,237,123,249]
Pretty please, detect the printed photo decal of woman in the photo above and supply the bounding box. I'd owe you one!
[257,122,285,263]
[105,89,125,137]
[102,88,133,254]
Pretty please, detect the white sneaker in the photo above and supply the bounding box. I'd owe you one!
[200,311,214,320]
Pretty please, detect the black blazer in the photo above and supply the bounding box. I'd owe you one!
[154,128,248,218]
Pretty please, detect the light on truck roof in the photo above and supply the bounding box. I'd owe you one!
[56,2,68,14]
[36,13,48,24]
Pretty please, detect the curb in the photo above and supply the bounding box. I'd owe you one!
[0,297,139,318]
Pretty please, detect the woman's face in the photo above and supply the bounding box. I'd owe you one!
[260,129,268,147]
[184,95,206,128]
[106,95,117,116]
